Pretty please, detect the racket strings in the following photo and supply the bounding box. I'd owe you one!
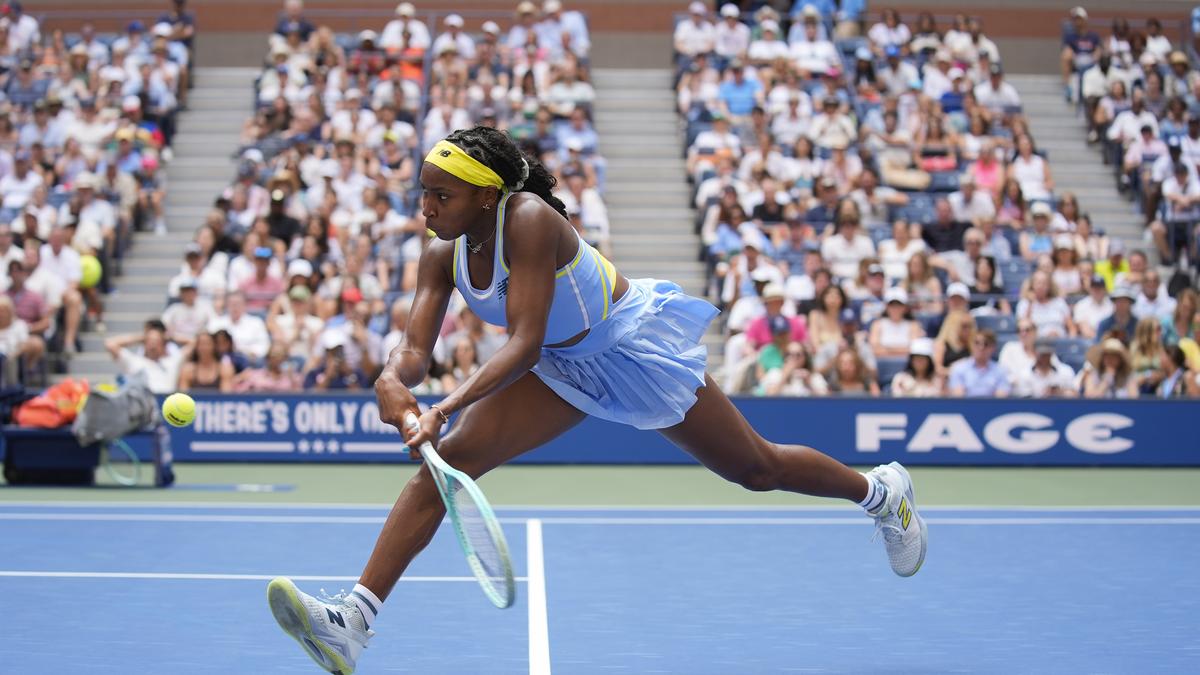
[446,476,507,589]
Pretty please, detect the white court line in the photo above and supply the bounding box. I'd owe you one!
[1,513,1199,526]
[0,571,527,582]
[526,519,551,675]
[1,500,1199,512]
[189,442,295,453]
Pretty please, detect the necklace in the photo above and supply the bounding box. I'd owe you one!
[466,224,496,254]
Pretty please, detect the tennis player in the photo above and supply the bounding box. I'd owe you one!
[269,127,928,673]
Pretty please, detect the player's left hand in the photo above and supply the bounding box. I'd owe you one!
[404,408,444,461]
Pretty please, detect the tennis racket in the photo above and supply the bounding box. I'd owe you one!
[403,411,515,609]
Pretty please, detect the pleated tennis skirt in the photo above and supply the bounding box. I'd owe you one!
[532,278,720,430]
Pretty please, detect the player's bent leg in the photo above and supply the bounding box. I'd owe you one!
[659,376,926,577]
[270,373,584,673]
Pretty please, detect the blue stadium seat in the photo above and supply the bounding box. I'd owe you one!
[975,314,1017,334]
[927,172,960,193]
[1054,338,1091,372]
[876,357,908,388]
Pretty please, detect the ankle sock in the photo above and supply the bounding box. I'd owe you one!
[349,583,382,629]
[858,473,888,514]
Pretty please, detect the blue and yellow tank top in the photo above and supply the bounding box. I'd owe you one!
[452,192,619,345]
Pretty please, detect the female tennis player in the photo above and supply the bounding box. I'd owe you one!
[268,127,927,673]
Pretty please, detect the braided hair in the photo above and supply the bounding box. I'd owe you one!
[442,126,569,220]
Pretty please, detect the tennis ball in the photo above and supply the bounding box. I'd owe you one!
[162,393,196,427]
[80,255,102,289]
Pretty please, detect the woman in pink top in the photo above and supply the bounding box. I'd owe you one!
[969,139,1004,198]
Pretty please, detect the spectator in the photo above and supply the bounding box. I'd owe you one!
[380,2,431,51]
[948,173,995,226]
[379,296,411,367]
[922,198,970,253]
[1130,317,1167,395]
[1133,270,1176,321]
[1114,249,1149,289]
[827,346,881,396]
[934,310,975,377]
[239,246,286,315]
[1008,135,1053,202]
[877,45,918,98]
[103,321,183,394]
[268,285,323,364]
[968,255,1011,316]
[439,328,480,391]
[744,282,806,347]
[208,291,270,361]
[1157,344,1192,398]
[974,63,1021,113]
[820,203,875,280]
[890,337,944,397]
[747,20,789,66]
[674,2,715,71]
[878,219,925,282]
[1081,338,1138,398]
[1019,201,1055,261]
[757,340,828,396]
[274,0,315,41]
[556,169,610,257]
[304,330,369,390]
[806,283,847,352]
[1163,288,1198,346]
[1050,235,1083,296]
[1017,271,1077,338]
[1013,339,1078,398]
[161,278,214,343]
[1060,6,1101,98]
[0,295,40,383]
[813,307,877,380]
[999,319,1038,379]
[233,342,302,392]
[1149,162,1200,265]
[1106,89,1158,149]
[1074,275,1114,340]
[713,5,750,66]
[902,251,945,316]
[177,331,234,392]
[849,167,908,228]
[948,329,1010,397]
[789,16,839,77]
[869,288,924,359]
[807,95,855,150]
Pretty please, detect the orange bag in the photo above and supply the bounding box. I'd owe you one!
[13,378,90,428]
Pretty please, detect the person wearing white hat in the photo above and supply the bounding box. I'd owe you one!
[714,4,750,66]
[304,329,370,390]
[890,337,944,397]
[747,19,788,66]
[381,2,431,51]
[1061,6,1101,98]
[537,0,590,59]
[431,13,476,60]
[674,1,716,67]
[870,286,925,358]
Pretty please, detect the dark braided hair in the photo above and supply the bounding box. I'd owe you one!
[443,126,569,220]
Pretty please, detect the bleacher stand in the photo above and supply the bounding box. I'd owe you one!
[677,2,1200,399]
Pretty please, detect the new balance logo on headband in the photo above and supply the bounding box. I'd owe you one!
[439,149,452,157]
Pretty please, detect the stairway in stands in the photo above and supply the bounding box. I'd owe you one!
[1009,73,1146,254]
[67,67,259,383]
[592,68,725,369]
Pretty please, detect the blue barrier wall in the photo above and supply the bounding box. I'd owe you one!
[162,394,1200,466]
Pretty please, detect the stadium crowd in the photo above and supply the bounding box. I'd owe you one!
[675,2,1200,398]
[0,0,193,387]
[105,0,606,395]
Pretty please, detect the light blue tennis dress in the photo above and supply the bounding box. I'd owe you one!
[452,192,720,429]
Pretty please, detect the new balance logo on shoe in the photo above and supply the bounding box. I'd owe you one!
[326,608,346,628]
[896,499,912,530]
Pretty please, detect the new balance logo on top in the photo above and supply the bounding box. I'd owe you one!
[896,499,912,530]
[326,608,346,628]
[496,277,509,299]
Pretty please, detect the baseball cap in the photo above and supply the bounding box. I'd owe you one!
[884,287,908,305]
[760,19,779,33]
[855,46,872,61]
[761,282,785,301]
[909,337,934,358]
[184,242,203,257]
[1070,6,1088,19]
[444,13,463,27]
[253,246,273,259]
[1111,285,1136,301]
[769,314,791,335]
[867,263,885,276]
[482,21,501,35]
[287,258,313,278]
[122,95,142,112]
[321,330,346,351]
[687,1,705,14]
[1030,201,1052,217]
[1090,274,1106,288]
[1168,135,1183,149]
[288,285,312,301]
[1108,239,1126,256]
[749,264,778,282]
[178,277,198,290]
[884,44,900,58]
[340,287,364,304]
[720,4,739,18]
[127,20,145,32]
[153,22,173,37]
[395,2,416,16]
[839,308,859,325]
[358,29,378,43]
[1035,338,1056,356]
[544,0,562,11]
[946,282,970,300]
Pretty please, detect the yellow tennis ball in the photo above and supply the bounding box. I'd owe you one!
[80,255,102,289]
[162,393,196,427]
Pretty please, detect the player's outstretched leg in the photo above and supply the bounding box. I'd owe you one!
[268,373,584,673]
[659,376,927,577]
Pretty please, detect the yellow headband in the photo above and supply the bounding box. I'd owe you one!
[424,140,504,190]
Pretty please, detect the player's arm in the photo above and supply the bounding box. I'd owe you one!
[382,238,454,387]
[433,198,557,419]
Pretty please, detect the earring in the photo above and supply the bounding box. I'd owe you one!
[483,204,491,210]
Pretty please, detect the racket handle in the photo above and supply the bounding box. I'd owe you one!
[403,411,420,433]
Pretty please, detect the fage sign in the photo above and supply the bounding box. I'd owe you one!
[855,412,1135,455]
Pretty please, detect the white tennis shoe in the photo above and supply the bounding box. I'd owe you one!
[866,462,927,577]
[267,577,374,674]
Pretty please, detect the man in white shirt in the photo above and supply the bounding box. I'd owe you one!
[1107,91,1158,148]
[207,291,271,361]
[537,0,590,58]
[1150,161,1200,263]
[430,14,475,60]
[1073,275,1114,340]
[947,173,996,226]
[807,96,856,150]
[687,115,741,181]
[1133,270,1177,321]
[162,279,215,343]
[768,92,810,146]
[922,50,955,101]
[789,20,838,76]
[380,2,431,51]
[747,20,789,66]
[821,217,876,281]
[0,151,41,210]
[104,323,184,394]
[878,45,919,98]
[673,2,715,65]
[713,4,750,65]
[973,63,1021,112]
[1013,340,1077,398]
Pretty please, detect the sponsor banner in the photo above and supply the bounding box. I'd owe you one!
[164,394,1200,466]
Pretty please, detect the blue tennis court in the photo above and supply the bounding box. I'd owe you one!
[1,502,1196,674]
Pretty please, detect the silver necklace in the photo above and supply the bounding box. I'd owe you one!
[466,224,496,254]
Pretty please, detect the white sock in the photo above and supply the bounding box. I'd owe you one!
[858,473,888,514]
[349,583,382,629]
